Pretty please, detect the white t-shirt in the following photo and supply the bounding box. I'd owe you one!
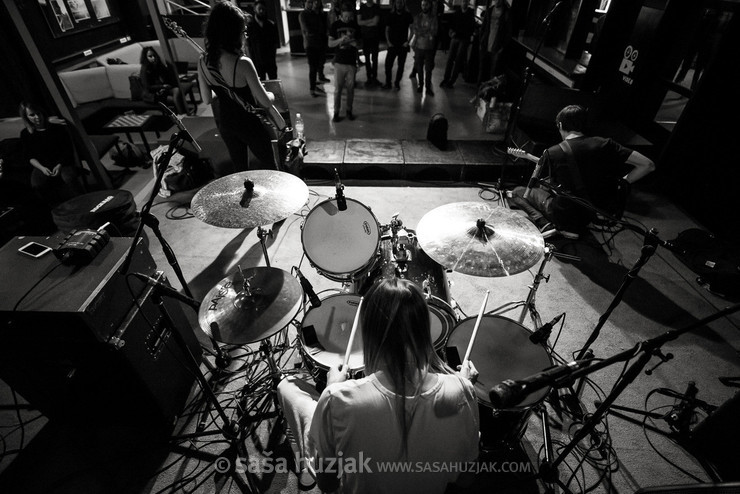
[309,372,480,494]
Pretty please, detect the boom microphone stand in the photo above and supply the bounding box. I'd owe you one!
[494,1,564,204]
[530,303,740,492]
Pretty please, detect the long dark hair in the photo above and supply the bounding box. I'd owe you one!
[203,1,247,68]
[361,278,451,456]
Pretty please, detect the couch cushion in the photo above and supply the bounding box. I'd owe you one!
[59,67,114,107]
[106,64,142,99]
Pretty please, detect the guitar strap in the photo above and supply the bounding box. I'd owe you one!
[198,57,261,116]
[557,139,585,191]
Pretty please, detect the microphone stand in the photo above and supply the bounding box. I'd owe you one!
[494,6,559,205]
[119,129,193,299]
[533,303,740,491]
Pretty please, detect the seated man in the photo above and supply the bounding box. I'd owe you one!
[278,278,480,493]
[508,105,656,239]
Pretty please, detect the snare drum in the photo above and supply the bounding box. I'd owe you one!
[428,297,457,353]
[301,198,381,282]
[299,293,365,387]
[446,315,553,448]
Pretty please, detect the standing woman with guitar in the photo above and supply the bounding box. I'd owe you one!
[198,1,286,174]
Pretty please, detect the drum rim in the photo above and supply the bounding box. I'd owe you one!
[447,314,553,411]
[301,197,381,278]
[300,292,365,372]
[427,296,456,350]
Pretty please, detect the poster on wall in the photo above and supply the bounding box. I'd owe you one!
[38,0,117,38]
[90,0,111,19]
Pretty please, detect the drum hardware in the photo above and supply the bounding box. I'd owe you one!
[524,304,740,493]
[148,282,260,492]
[416,201,544,277]
[334,168,347,211]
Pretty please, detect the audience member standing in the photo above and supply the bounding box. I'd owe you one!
[357,0,382,87]
[411,0,438,96]
[18,101,84,207]
[247,0,280,80]
[314,0,331,83]
[300,0,329,97]
[329,4,360,122]
[440,0,476,88]
[383,0,413,90]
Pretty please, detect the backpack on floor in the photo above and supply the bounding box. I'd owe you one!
[427,113,448,151]
[111,141,152,168]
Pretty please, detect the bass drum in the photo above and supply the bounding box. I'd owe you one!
[446,315,553,449]
[356,228,450,303]
[299,293,365,390]
[301,198,381,282]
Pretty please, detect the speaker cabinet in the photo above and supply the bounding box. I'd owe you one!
[0,236,201,428]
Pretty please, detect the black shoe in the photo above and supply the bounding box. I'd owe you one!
[417,85,423,93]
[381,83,392,90]
[426,88,435,96]
[332,113,343,122]
[394,82,401,90]
[347,111,356,121]
[318,76,331,83]
[314,86,326,94]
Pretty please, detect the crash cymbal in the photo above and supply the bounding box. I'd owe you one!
[416,202,544,277]
[199,267,303,344]
[191,170,309,228]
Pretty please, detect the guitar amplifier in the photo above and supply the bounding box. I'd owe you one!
[0,236,201,427]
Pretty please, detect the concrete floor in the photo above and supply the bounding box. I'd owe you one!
[1,50,739,493]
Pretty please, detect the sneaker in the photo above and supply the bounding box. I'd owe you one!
[346,111,356,121]
[332,113,343,122]
[558,229,580,240]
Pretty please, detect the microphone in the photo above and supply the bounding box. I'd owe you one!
[130,272,201,311]
[334,169,347,211]
[529,313,565,344]
[295,267,321,308]
[158,102,202,152]
[489,359,590,409]
[523,152,546,200]
[542,1,563,26]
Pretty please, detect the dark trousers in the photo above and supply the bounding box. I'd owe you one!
[385,46,409,84]
[306,46,324,90]
[216,102,277,173]
[31,166,85,207]
[414,48,435,88]
[363,38,380,82]
[443,38,470,83]
[509,186,554,225]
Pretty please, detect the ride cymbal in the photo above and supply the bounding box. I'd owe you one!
[416,202,544,277]
[191,170,309,228]
[198,267,303,344]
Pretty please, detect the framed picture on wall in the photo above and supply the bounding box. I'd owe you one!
[37,0,117,38]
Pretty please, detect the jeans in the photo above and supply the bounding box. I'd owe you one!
[333,63,357,114]
[443,38,470,83]
[413,48,435,88]
[362,38,380,82]
[509,185,554,225]
[384,45,408,84]
[306,46,325,90]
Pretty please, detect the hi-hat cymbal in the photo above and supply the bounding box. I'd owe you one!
[198,267,303,344]
[191,170,309,228]
[416,202,544,277]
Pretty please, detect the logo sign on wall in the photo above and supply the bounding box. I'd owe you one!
[619,45,639,86]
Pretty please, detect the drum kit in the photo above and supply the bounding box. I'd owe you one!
[189,169,562,449]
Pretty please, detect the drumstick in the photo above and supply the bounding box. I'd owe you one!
[342,296,364,371]
[463,290,489,366]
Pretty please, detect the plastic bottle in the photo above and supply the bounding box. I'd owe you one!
[294,113,305,140]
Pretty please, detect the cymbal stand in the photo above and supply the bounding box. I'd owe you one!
[533,303,740,492]
[256,226,273,267]
[150,289,258,493]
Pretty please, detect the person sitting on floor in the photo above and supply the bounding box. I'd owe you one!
[139,47,188,115]
[277,278,480,492]
[19,101,85,208]
[508,104,656,239]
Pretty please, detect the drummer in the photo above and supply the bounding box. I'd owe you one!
[277,278,480,492]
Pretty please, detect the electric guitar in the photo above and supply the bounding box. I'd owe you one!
[507,147,539,164]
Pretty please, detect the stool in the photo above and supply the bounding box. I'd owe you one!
[52,190,139,236]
